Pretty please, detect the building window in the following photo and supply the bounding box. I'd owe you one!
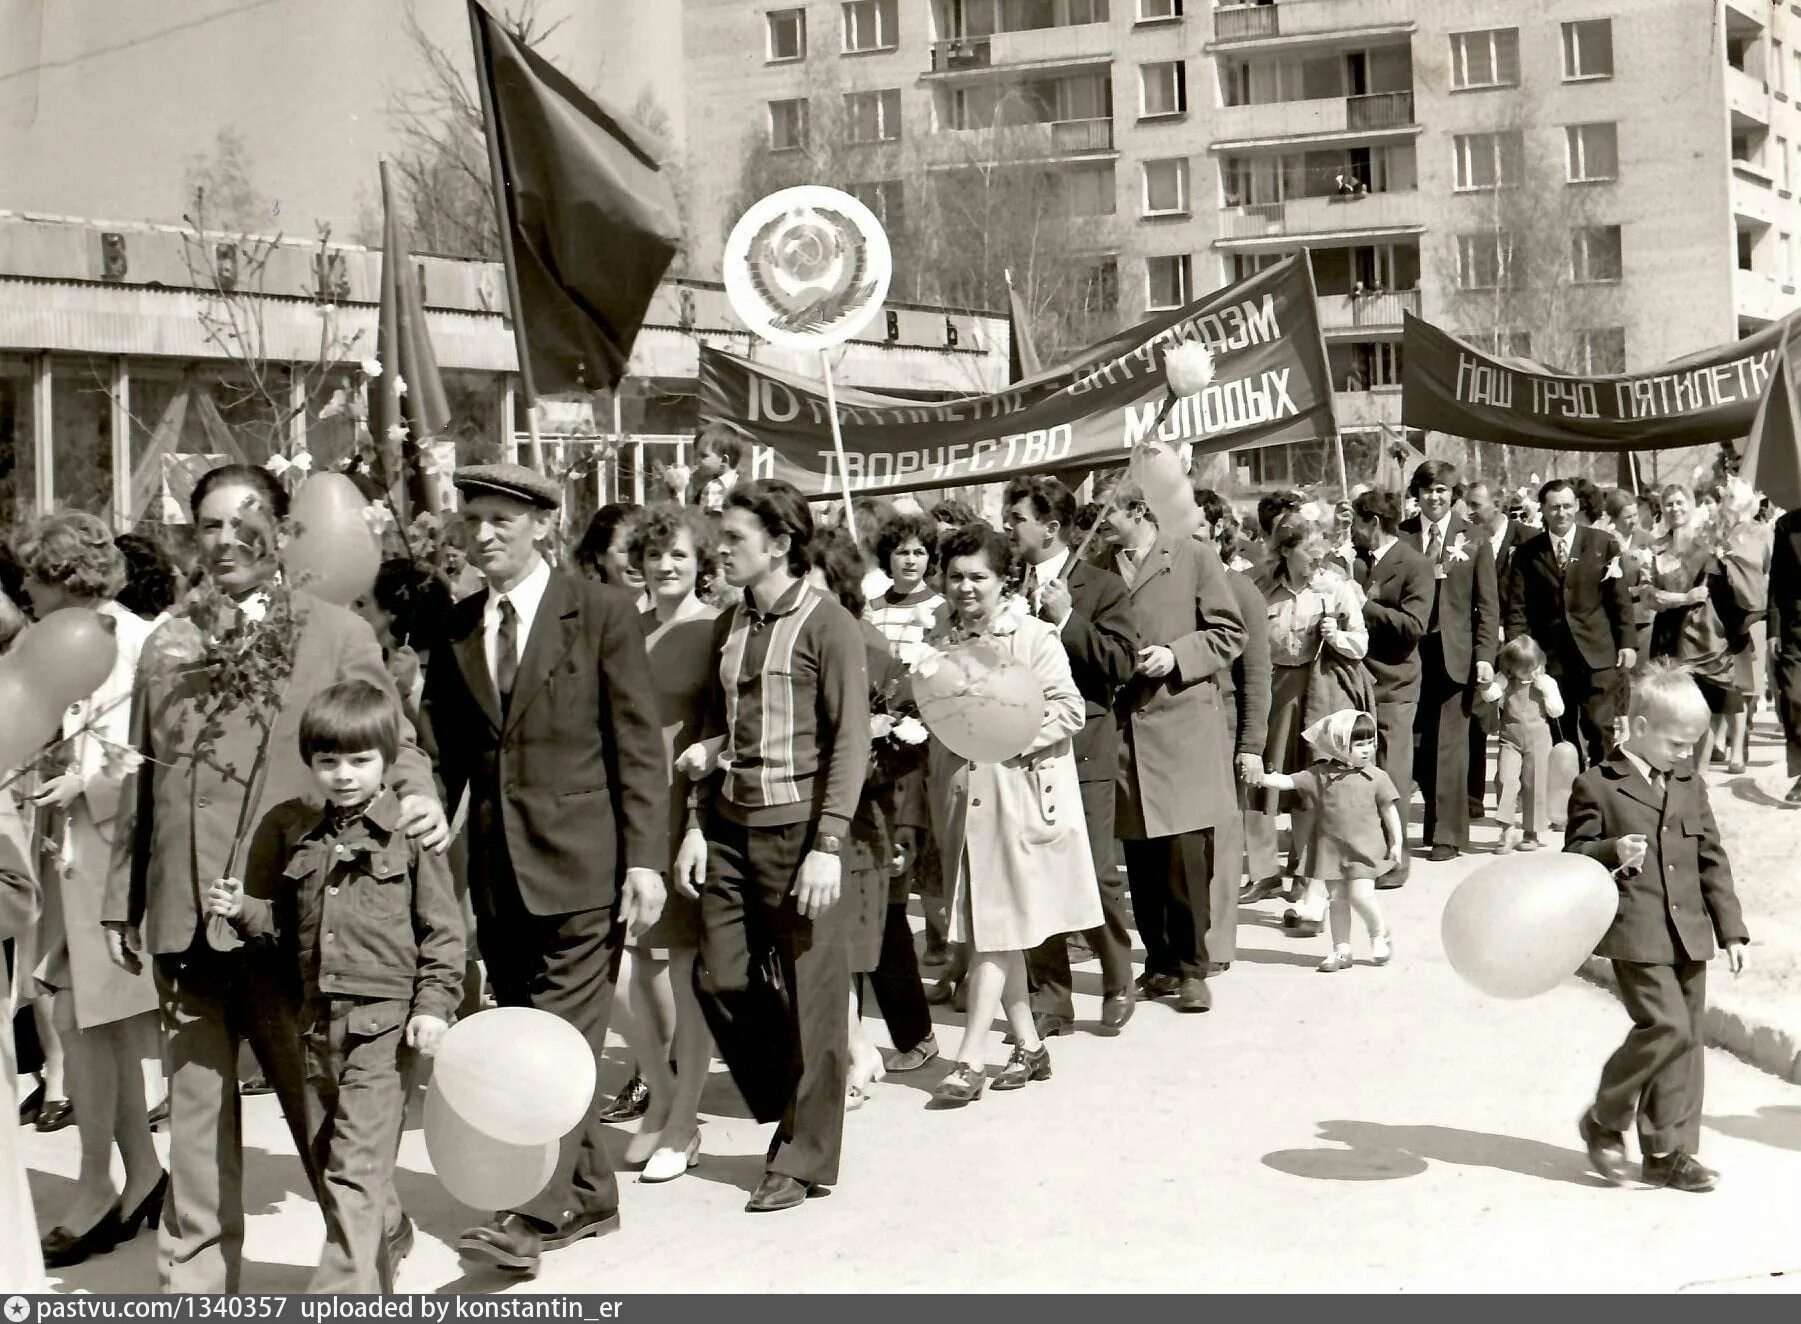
[768,98,809,151]
[1080,256,1120,312]
[1229,252,1284,283]
[845,89,903,142]
[767,8,807,61]
[1137,0,1182,21]
[1566,122,1619,182]
[1561,19,1614,80]
[1456,231,1517,290]
[1146,254,1192,310]
[849,180,905,232]
[1777,41,1788,96]
[1570,225,1623,283]
[1575,328,1626,375]
[1783,231,1795,286]
[1143,158,1190,215]
[1140,61,1187,118]
[1449,28,1520,90]
[1476,331,1533,359]
[1057,164,1116,217]
[1780,136,1792,192]
[842,0,898,53]
[1453,131,1523,190]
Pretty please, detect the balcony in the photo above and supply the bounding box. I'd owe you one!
[1733,164,1778,227]
[1333,386,1403,429]
[1736,267,1792,324]
[927,117,1116,166]
[1725,0,1771,29]
[1317,289,1420,334]
[1728,64,1771,127]
[1215,190,1425,244]
[926,25,1109,76]
[930,36,992,72]
[1212,91,1415,148]
[1211,0,1418,48]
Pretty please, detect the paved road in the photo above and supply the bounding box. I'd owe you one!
[23,831,1801,1294]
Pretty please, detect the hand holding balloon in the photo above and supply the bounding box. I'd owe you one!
[1615,833,1649,876]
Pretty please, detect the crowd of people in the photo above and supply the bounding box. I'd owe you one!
[3,448,1797,1291]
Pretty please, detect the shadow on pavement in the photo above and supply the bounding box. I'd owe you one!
[1703,1104,1801,1151]
[1726,777,1797,811]
[1262,1120,1616,1187]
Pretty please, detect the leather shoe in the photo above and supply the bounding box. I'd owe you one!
[384,1212,415,1273]
[1641,1151,1719,1193]
[1134,971,1180,999]
[929,1062,986,1107]
[992,1043,1052,1091]
[19,1082,44,1126]
[1005,1012,1071,1044]
[1578,1111,1629,1186]
[543,1206,621,1250]
[1100,992,1134,1030]
[885,1041,940,1073]
[35,1098,74,1132]
[458,1212,545,1274]
[1176,976,1212,1013]
[597,1073,650,1124]
[42,1206,124,1269]
[745,1173,818,1213]
[1426,844,1459,863]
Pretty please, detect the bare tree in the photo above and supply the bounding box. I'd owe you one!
[181,129,273,233]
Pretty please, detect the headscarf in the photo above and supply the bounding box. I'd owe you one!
[1302,708,1373,766]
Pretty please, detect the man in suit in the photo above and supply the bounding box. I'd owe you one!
[1505,478,1636,767]
[1350,489,1433,889]
[1004,476,1139,1035]
[423,464,667,1275]
[1194,488,1271,947]
[1462,479,1526,818]
[1098,477,1246,1012]
[1400,462,1498,861]
[104,464,449,1292]
[1771,505,1801,803]
[1564,663,1748,1192]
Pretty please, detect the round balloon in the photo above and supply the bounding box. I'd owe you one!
[912,640,1045,765]
[1441,852,1619,999]
[284,473,381,606]
[431,1006,596,1146]
[0,661,64,774]
[423,1082,558,1211]
[11,607,119,710]
[1547,741,1580,826]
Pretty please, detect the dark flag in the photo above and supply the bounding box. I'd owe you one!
[468,1,681,400]
[1005,268,1043,380]
[373,161,452,520]
[1743,318,1801,509]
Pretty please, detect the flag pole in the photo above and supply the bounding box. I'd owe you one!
[468,1,545,473]
[1334,433,1351,501]
[821,351,857,541]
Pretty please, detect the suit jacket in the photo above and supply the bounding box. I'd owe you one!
[1106,533,1246,837]
[105,591,437,957]
[1219,566,1272,761]
[1770,508,1801,652]
[1359,539,1434,704]
[1399,513,1498,683]
[1053,558,1138,787]
[1505,524,1631,673]
[1564,753,1748,964]
[422,571,668,918]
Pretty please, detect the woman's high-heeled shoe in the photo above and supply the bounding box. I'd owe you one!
[120,1171,169,1239]
[35,1097,74,1132]
[639,1133,700,1184]
[929,1062,986,1107]
[598,1073,650,1124]
[992,1043,1051,1091]
[42,1205,125,1269]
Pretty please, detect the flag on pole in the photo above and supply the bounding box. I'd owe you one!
[1004,269,1043,381]
[372,161,452,521]
[1742,317,1801,510]
[467,1,682,401]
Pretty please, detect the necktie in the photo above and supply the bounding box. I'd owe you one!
[1024,562,1039,608]
[1427,523,1443,563]
[495,597,519,706]
[1554,536,1569,571]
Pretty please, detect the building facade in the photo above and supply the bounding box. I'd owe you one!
[683,0,1800,491]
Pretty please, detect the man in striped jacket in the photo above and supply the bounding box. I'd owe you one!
[680,481,870,1214]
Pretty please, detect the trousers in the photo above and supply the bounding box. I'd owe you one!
[1593,960,1707,1156]
[1122,829,1216,982]
[1374,699,1416,882]
[1495,729,1553,838]
[1414,636,1473,849]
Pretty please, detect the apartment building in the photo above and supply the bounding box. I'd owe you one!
[683,0,1801,490]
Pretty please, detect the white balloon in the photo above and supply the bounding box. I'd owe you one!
[1442,852,1619,999]
[424,1083,558,1210]
[432,1007,597,1145]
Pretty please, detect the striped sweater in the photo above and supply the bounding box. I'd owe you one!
[707,580,871,837]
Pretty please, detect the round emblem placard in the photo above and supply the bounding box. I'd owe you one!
[723,186,893,351]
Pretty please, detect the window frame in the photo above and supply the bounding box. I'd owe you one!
[1560,19,1614,82]
[766,7,808,62]
[1452,131,1523,192]
[1565,122,1620,184]
[844,88,903,144]
[1449,28,1520,91]
[1139,60,1188,119]
[1145,253,1193,311]
[1574,327,1627,375]
[1136,0,1182,23]
[841,0,899,55]
[1081,255,1121,313]
[850,180,906,233]
[1142,157,1191,217]
[767,97,810,152]
[1570,225,1623,284]
[1456,231,1516,291]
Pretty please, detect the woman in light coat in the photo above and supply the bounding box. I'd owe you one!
[924,525,1098,1105]
[19,513,165,1267]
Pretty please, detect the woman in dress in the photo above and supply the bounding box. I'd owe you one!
[1646,484,1764,771]
[17,513,166,1267]
[1240,511,1370,935]
[614,504,719,1181]
[925,526,1098,1105]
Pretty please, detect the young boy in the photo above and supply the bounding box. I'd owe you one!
[1563,661,1749,1193]
[207,680,464,1289]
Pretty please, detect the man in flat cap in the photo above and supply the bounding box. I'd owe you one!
[422,463,668,1276]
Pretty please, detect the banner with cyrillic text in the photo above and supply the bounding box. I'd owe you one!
[1402,312,1795,449]
[697,254,1337,497]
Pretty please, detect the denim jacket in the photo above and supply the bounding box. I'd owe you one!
[235,789,464,1022]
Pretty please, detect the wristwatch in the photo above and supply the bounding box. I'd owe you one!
[814,834,843,856]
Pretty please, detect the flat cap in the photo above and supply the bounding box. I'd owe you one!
[453,462,562,509]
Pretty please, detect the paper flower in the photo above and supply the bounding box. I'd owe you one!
[1229,554,1254,573]
[862,567,893,602]
[1603,556,1623,581]
[915,601,942,629]
[393,375,407,398]
[1299,500,1327,526]
[319,388,349,420]
[99,743,145,780]
[900,641,942,678]
[1445,533,1470,563]
[989,596,1029,636]
[870,713,895,739]
[362,503,396,537]
[360,357,383,379]
[386,423,409,445]
[239,596,268,624]
[265,454,292,478]
[1164,339,1216,396]
[891,715,929,745]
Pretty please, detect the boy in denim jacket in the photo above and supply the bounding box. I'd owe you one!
[208,681,463,1290]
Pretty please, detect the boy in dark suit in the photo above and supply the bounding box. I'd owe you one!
[1564,662,1749,1193]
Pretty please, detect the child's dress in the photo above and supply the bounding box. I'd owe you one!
[1288,763,1399,881]
[1479,676,1562,838]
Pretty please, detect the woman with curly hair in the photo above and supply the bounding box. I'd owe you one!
[16,512,165,1267]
